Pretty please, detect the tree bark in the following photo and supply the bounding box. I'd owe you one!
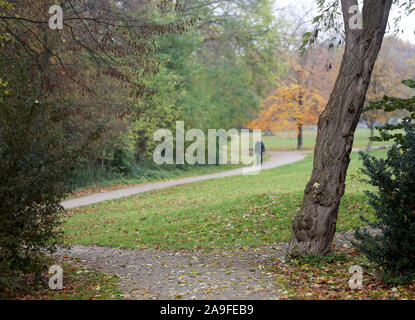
[287,0,393,256]
[297,125,303,150]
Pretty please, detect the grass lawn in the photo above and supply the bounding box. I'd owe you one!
[262,128,390,151]
[64,150,383,251]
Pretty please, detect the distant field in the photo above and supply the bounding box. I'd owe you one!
[262,128,390,151]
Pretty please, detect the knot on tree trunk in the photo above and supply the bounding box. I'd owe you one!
[288,201,339,257]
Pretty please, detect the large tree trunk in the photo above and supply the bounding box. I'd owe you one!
[287,0,393,256]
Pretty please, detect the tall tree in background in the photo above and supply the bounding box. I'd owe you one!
[130,0,285,160]
[249,84,325,149]
[249,50,330,149]
[184,0,284,130]
[287,0,401,256]
[362,36,414,150]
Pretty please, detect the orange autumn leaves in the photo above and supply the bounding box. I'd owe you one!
[249,84,325,134]
[248,49,334,135]
[248,37,415,137]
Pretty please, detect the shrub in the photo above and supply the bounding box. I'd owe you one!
[0,56,72,290]
[353,124,415,284]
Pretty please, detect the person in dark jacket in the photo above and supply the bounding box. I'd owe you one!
[254,140,265,165]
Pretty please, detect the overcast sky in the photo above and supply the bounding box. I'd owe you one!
[275,0,415,44]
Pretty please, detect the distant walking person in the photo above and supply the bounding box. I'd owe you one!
[254,140,265,165]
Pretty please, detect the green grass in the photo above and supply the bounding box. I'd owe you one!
[262,128,391,151]
[64,149,385,251]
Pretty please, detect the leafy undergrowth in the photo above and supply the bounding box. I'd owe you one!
[1,259,122,300]
[273,246,415,300]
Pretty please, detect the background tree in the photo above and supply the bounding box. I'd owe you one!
[362,36,414,150]
[249,47,333,149]
[128,0,285,161]
[249,83,325,149]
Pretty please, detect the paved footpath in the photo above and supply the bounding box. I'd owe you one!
[61,151,306,209]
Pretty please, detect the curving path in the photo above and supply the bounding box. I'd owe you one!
[61,151,306,209]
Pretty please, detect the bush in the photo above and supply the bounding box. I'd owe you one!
[0,56,72,290]
[353,124,415,284]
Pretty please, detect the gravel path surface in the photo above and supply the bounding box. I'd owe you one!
[61,151,305,209]
[57,231,354,300]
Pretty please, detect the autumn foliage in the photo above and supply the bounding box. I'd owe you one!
[249,84,324,134]
[248,52,328,149]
